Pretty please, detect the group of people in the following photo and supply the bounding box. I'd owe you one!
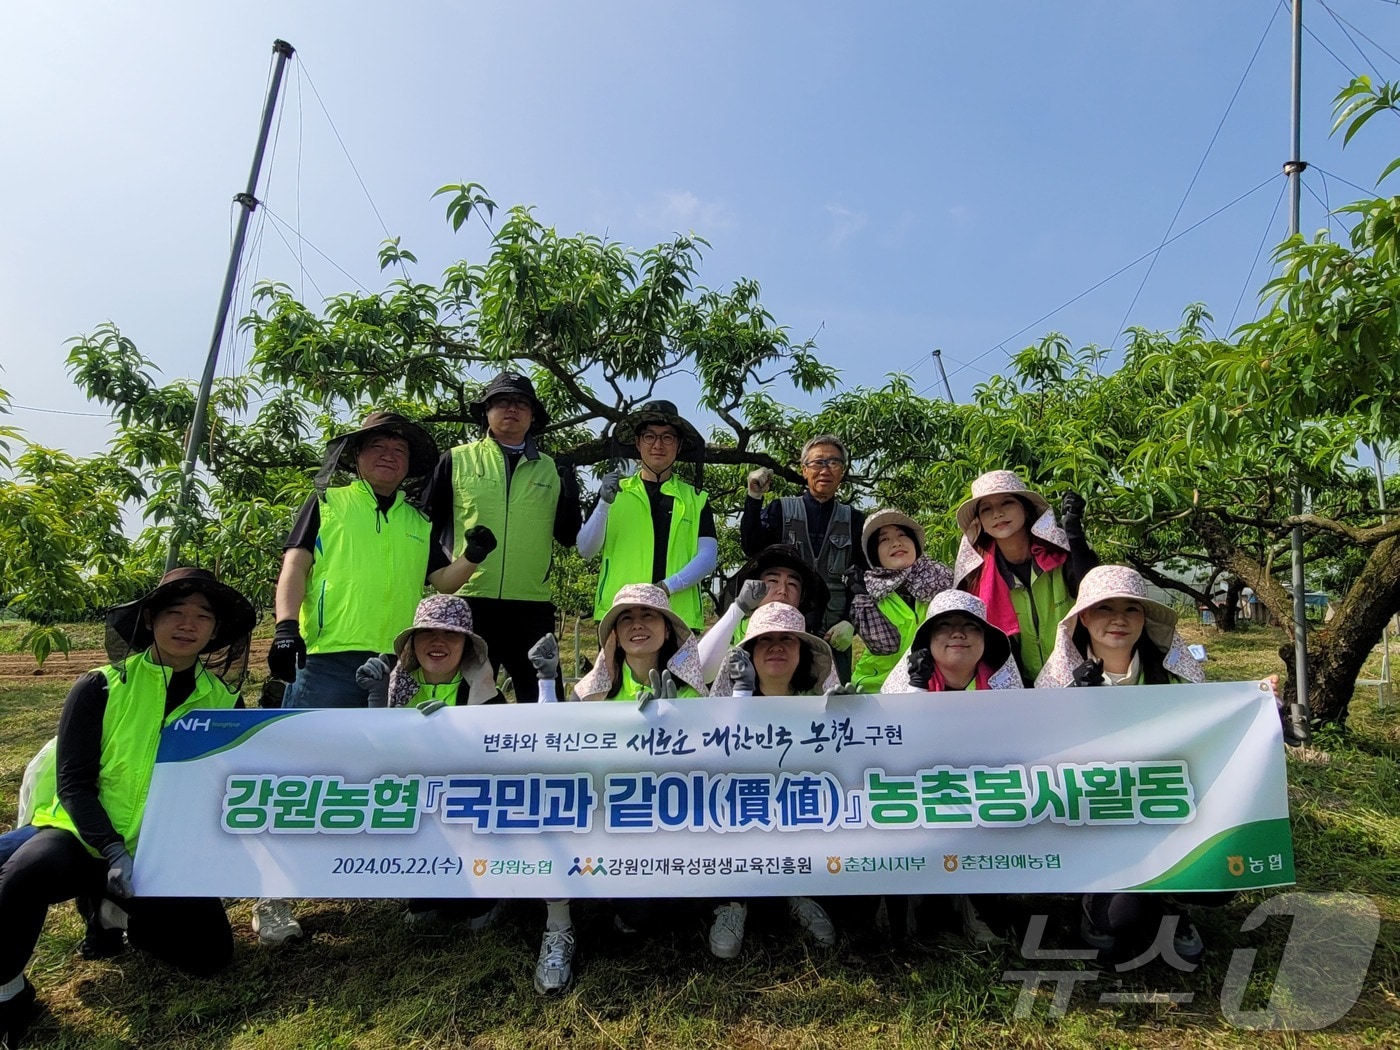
[0,370,1239,1042]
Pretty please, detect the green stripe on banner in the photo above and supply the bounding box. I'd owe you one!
[1128,818,1296,891]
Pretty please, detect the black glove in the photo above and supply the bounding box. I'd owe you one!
[842,564,867,598]
[908,649,935,690]
[101,842,135,899]
[463,525,498,564]
[1061,491,1087,538]
[1070,657,1104,688]
[267,619,306,683]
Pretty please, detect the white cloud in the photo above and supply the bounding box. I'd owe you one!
[635,190,735,233]
[825,203,868,249]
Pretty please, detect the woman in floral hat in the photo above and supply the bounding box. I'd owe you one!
[355,594,502,710]
[847,508,953,692]
[1035,564,1222,964]
[953,470,1097,682]
[881,590,1023,693]
[0,569,256,1046]
[707,602,846,960]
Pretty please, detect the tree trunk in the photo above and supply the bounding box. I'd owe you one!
[1288,535,1400,726]
[1217,577,1243,633]
[1191,512,1400,726]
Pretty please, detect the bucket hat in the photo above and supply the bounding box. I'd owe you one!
[469,371,549,434]
[862,508,926,565]
[387,595,498,707]
[105,567,257,660]
[954,470,1052,542]
[614,400,705,460]
[573,583,705,699]
[711,601,839,696]
[880,589,1023,692]
[725,544,829,629]
[316,410,439,492]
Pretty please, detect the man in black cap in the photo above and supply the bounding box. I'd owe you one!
[576,400,716,630]
[260,410,495,944]
[424,372,582,703]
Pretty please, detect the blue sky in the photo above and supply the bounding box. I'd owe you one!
[3,1,1398,459]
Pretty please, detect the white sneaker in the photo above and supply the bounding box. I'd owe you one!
[252,898,303,945]
[956,895,1003,946]
[788,896,836,948]
[98,899,130,932]
[709,902,747,959]
[533,927,575,994]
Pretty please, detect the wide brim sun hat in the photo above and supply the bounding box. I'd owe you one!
[105,567,258,660]
[738,601,835,690]
[862,508,926,565]
[612,399,706,461]
[909,589,1012,670]
[731,544,829,626]
[596,583,694,648]
[328,410,439,481]
[953,470,1052,544]
[468,371,550,434]
[392,594,491,672]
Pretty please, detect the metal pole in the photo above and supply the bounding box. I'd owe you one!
[930,349,955,402]
[1374,443,1392,707]
[166,39,296,571]
[1285,0,1312,723]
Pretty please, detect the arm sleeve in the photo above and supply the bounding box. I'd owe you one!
[54,672,124,854]
[662,536,718,596]
[698,602,746,683]
[553,467,583,547]
[422,452,457,554]
[282,496,320,553]
[739,496,778,556]
[575,498,610,558]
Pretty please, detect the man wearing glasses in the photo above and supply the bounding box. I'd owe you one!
[424,372,582,702]
[579,401,717,629]
[741,434,866,680]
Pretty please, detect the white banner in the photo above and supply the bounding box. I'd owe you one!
[137,682,1294,898]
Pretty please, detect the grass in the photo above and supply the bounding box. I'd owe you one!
[1,624,1397,1047]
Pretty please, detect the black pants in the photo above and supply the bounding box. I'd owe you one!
[467,598,561,703]
[0,827,232,982]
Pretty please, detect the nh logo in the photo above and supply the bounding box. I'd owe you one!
[175,717,211,732]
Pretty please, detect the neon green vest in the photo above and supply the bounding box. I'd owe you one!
[406,671,462,707]
[608,663,702,701]
[32,653,238,855]
[851,593,927,693]
[302,481,431,654]
[1008,565,1071,682]
[594,473,708,628]
[450,438,559,602]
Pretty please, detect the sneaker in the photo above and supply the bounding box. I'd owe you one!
[0,978,37,1048]
[467,899,505,932]
[788,896,836,948]
[252,898,303,945]
[403,906,442,927]
[1079,911,1117,960]
[1167,911,1205,965]
[98,899,129,931]
[709,902,747,959]
[956,895,1004,946]
[613,913,639,935]
[533,927,575,994]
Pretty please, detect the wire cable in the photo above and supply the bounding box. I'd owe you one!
[259,203,367,293]
[1228,177,1289,332]
[1109,0,1283,350]
[1317,0,1391,79]
[1321,1,1400,68]
[914,172,1282,395]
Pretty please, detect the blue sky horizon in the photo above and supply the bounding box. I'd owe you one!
[3,1,1398,461]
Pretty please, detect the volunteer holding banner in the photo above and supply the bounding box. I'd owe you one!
[0,569,256,1048]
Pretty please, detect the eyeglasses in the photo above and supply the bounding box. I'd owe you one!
[803,457,845,471]
[488,396,533,412]
[638,431,679,447]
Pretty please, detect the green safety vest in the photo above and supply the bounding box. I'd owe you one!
[595,473,708,628]
[1008,565,1071,682]
[450,439,559,602]
[608,663,702,701]
[31,653,239,855]
[851,592,927,693]
[405,670,462,707]
[302,481,431,654]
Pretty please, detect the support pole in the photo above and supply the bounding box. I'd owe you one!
[930,349,955,402]
[1285,0,1312,734]
[166,39,296,571]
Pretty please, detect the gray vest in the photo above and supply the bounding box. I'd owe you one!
[780,496,852,630]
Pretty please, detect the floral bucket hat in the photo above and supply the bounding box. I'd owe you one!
[710,601,840,696]
[387,595,497,707]
[573,583,706,700]
[1035,565,1205,687]
[881,589,1022,692]
[952,469,1071,586]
